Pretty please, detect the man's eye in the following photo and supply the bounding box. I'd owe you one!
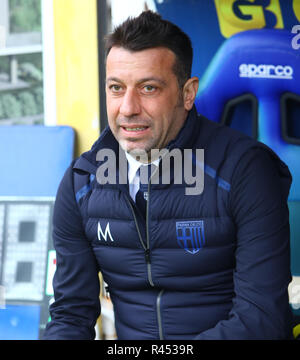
[143,85,156,93]
[110,85,122,92]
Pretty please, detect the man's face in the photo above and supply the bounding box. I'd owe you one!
[106,46,191,157]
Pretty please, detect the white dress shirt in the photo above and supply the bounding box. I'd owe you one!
[125,152,159,201]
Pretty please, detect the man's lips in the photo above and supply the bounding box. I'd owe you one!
[120,125,150,133]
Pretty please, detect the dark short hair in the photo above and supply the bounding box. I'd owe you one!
[105,11,193,87]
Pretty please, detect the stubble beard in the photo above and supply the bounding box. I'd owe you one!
[115,90,185,162]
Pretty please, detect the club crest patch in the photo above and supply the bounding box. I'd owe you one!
[176,220,205,254]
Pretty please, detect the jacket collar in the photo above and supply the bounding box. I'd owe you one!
[166,105,201,151]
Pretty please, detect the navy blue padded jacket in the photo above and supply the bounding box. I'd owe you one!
[44,107,293,340]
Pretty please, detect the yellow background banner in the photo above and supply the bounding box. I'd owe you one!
[53,0,100,157]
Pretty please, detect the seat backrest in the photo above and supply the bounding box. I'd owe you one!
[0,125,75,339]
[195,29,300,297]
[0,125,75,197]
[195,29,300,200]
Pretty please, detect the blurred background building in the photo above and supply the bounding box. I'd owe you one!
[0,0,43,126]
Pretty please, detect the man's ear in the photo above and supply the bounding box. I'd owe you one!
[183,77,199,111]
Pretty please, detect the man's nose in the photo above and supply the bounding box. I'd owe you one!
[119,89,141,117]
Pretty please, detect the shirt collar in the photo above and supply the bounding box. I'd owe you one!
[125,152,160,184]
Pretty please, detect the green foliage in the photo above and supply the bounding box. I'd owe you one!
[0,57,10,74]
[19,54,43,73]
[1,93,22,118]
[0,1,44,124]
[18,91,37,116]
[9,0,41,33]
[0,98,4,119]
[19,62,43,82]
[33,86,43,113]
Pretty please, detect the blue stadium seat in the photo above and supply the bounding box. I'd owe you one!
[195,29,300,316]
[0,125,75,197]
[0,125,75,339]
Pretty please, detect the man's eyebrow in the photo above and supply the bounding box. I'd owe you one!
[106,77,123,84]
[137,77,167,86]
[106,77,167,86]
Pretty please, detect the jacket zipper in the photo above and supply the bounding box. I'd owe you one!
[145,175,154,286]
[144,162,161,286]
[125,196,154,287]
[125,165,165,338]
[157,289,164,340]
[125,196,165,339]
[147,168,166,340]
[126,164,160,288]
[126,165,164,340]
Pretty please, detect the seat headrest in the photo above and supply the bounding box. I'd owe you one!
[196,29,300,121]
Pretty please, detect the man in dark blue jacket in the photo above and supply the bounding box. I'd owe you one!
[44,11,293,340]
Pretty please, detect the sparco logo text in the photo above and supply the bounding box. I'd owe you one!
[239,63,293,80]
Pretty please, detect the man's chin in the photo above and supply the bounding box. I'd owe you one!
[119,141,151,162]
